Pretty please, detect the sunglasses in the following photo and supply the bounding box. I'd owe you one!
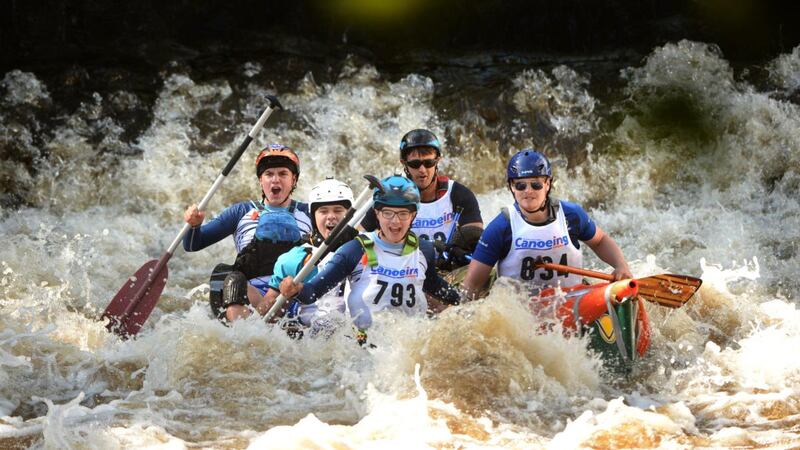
[404,158,438,169]
[378,209,413,221]
[512,180,545,191]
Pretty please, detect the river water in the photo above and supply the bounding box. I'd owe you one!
[1,40,799,449]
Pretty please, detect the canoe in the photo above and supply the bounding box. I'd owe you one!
[533,279,650,374]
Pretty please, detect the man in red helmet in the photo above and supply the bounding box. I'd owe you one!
[182,144,312,322]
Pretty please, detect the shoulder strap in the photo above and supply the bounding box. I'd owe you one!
[301,246,313,266]
[402,232,419,256]
[287,200,297,213]
[435,175,450,200]
[355,234,379,267]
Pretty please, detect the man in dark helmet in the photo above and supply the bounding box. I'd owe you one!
[462,149,632,300]
[359,129,483,269]
[182,144,312,322]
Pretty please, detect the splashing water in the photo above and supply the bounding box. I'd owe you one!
[2,41,800,448]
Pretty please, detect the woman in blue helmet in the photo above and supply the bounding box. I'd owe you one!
[277,175,461,332]
[462,149,632,300]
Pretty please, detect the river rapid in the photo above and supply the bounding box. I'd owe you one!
[2,40,800,449]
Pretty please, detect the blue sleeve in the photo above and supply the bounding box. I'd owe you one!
[561,201,596,248]
[450,181,482,225]
[470,212,513,266]
[182,201,250,252]
[296,240,363,305]
[420,241,461,304]
[268,247,314,291]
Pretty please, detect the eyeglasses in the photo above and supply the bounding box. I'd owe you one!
[512,180,545,191]
[404,158,438,169]
[378,209,413,221]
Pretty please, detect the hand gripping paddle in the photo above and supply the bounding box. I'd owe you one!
[103,96,283,338]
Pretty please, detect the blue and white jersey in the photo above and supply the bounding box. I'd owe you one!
[497,202,584,287]
[182,199,312,291]
[290,233,460,330]
[346,232,428,329]
[473,200,596,288]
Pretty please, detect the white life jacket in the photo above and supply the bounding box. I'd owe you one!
[297,246,347,326]
[346,232,427,329]
[411,179,458,243]
[497,201,584,288]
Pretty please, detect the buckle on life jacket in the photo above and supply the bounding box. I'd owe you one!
[435,175,450,200]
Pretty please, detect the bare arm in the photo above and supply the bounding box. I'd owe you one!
[253,288,287,321]
[585,226,633,280]
[461,259,493,301]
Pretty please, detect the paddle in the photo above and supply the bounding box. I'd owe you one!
[263,174,384,322]
[103,96,283,337]
[534,262,702,308]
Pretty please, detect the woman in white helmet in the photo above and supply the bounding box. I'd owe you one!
[254,178,356,332]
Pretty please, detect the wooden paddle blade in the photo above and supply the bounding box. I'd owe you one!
[103,259,169,337]
[635,274,702,308]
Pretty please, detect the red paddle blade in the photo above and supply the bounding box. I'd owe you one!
[103,258,169,338]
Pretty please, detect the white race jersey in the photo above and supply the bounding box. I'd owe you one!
[347,232,428,329]
[411,180,458,243]
[497,201,584,288]
[296,246,347,327]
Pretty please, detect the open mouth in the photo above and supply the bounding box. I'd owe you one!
[270,186,282,196]
[325,222,337,232]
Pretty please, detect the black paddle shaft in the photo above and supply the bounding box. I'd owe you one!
[103,96,283,337]
[221,95,282,176]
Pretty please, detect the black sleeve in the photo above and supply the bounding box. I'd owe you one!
[359,208,379,231]
[420,241,461,305]
[450,181,482,225]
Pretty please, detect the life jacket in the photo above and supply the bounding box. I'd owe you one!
[356,232,420,268]
[233,201,305,279]
[434,175,450,200]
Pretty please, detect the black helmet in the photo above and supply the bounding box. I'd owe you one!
[399,129,441,160]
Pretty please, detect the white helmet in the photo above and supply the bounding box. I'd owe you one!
[309,177,354,214]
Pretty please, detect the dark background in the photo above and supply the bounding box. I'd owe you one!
[3,0,800,70]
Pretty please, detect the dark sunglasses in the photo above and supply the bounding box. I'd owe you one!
[405,158,438,169]
[512,180,545,191]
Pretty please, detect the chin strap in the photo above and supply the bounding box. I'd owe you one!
[419,168,438,193]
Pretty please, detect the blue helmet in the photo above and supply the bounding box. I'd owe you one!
[373,175,421,211]
[400,129,441,159]
[506,149,552,180]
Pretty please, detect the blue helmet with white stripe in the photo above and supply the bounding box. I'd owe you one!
[506,149,552,180]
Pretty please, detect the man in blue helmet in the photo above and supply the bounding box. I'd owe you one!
[461,149,632,300]
[278,175,461,336]
[359,129,483,270]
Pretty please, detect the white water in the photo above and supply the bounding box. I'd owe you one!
[2,40,800,448]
